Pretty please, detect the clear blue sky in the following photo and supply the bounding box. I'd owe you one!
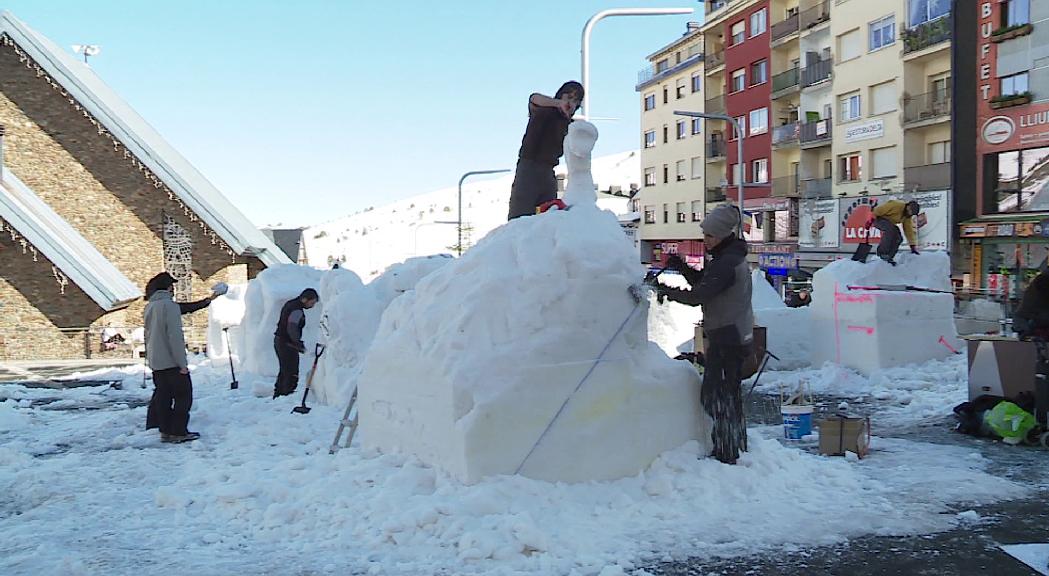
[3,0,703,227]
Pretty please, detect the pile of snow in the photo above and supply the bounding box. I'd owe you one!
[750,270,811,370]
[357,207,709,483]
[809,253,959,375]
[647,272,703,357]
[239,265,325,382]
[205,283,248,359]
[751,270,785,310]
[0,399,29,432]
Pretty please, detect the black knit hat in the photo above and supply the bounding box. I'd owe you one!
[145,272,176,298]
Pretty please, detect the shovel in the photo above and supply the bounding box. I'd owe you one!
[292,343,326,414]
[223,328,238,390]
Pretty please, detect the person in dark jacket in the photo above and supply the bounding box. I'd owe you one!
[143,272,199,443]
[654,204,754,464]
[273,288,319,398]
[507,81,584,220]
[786,289,812,308]
[1014,271,1049,340]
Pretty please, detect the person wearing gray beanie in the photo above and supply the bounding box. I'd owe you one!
[652,204,754,464]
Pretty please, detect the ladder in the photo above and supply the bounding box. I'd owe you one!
[329,386,359,454]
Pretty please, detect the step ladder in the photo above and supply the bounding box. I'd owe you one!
[329,386,359,454]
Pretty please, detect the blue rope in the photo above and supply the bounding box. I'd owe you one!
[514,300,642,475]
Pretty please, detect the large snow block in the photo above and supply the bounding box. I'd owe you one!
[356,208,710,484]
[810,253,959,374]
[240,265,324,377]
[755,307,811,370]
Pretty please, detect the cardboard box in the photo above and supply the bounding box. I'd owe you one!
[818,416,871,458]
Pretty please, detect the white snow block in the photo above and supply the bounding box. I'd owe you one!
[206,283,247,359]
[809,252,959,374]
[357,208,710,484]
[239,265,325,377]
[755,307,811,370]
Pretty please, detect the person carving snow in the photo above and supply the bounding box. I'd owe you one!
[871,200,921,265]
[653,204,754,464]
[507,81,584,220]
[272,288,319,398]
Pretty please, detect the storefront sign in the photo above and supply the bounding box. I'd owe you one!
[743,197,791,212]
[759,252,797,270]
[840,197,880,244]
[750,242,797,254]
[1017,222,1036,237]
[996,224,1015,237]
[843,119,884,143]
[798,199,840,249]
[960,224,987,238]
[1040,220,1049,237]
[800,191,950,253]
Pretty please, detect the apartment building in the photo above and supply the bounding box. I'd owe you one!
[636,23,707,266]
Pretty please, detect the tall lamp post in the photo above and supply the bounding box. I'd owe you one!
[581,7,694,120]
[675,110,745,239]
[457,169,510,256]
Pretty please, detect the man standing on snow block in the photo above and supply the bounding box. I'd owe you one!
[507,81,584,220]
[653,204,753,464]
[273,288,319,398]
[871,200,921,265]
[143,272,199,444]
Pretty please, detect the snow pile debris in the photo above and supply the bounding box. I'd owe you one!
[751,269,785,310]
[809,252,959,375]
[357,207,709,483]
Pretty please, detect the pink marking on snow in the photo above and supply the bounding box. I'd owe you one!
[938,335,959,354]
[833,282,842,363]
[847,325,876,335]
[835,293,876,304]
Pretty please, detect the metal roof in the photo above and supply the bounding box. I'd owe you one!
[0,11,290,266]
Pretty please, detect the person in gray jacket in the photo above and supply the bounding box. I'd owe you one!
[654,204,754,464]
[143,272,199,443]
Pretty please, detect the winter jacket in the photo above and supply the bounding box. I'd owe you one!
[661,236,754,346]
[872,200,916,246]
[274,298,306,351]
[143,289,189,371]
[1014,272,1049,338]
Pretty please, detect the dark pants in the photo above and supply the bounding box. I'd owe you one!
[507,158,557,220]
[873,217,902,261]
[702,342,750,464]
[273,338,300,398]
[148,368,193,436]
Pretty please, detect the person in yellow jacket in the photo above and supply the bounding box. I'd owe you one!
[871,200,921,265]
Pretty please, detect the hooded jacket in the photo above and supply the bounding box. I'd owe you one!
[143,289,189,371]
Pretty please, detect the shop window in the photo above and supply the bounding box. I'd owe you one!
[993,146,1049,213]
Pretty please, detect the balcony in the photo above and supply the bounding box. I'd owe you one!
[771,67,800,97]
[902,16,951,56]
[707,138,727,161]
[904,162,951,191]
[636,45,705,89]
[799,0,830,31]
[705,93,726,116]
[705,50,725,72]
[772,176,800,197]
[801,177,832,198]
[904,91,951,125]
[772,122,800,147]
[800,117,832,147]
[706,187,727,202]
[801,59,832,88]
[771,12,800,43]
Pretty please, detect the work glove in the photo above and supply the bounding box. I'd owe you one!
[664,254,687,273]
[910,246,920,255]
[654,283,670,304]
[211,282,229,297]
[294,342,306,354]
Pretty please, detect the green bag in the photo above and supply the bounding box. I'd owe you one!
[984,401,1037,445]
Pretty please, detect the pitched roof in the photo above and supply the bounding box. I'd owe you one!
[0,169,142,310]
[0,11,290,266]
[262,228,304,262]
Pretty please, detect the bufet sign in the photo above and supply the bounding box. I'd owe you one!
[840,197,880,244]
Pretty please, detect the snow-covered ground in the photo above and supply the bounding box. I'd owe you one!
[0,353,1030,576]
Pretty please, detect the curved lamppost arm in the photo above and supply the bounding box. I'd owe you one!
[457,169,511,255]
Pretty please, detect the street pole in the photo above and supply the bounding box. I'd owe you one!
[675,110,745,239]
[581,7,694,120]
[457,169,510,256]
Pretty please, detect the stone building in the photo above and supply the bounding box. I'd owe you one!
[0,12,289,361]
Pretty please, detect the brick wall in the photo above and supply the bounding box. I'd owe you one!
[0,40,260,360]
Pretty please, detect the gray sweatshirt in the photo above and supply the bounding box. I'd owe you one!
[144,289,189,371]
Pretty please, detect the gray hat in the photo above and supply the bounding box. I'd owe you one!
[700,204,740,239]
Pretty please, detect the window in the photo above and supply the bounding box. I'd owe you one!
[1001,72,1029,97]
[928,140,950,164]
[663,203,669,223]
[750,60,768,85]
[749,107,768,135]
[644,94,656,111]
[840,93,862,121]
[993,146,1049,212]
[839,153,862,182]
[870,81,896,115]
[644,205,656,223]
[752,158,769,183]
[750,9,768,37]
[656,58,669,73]
[644,168,656,187]
[663,125,669,143]
[676,160,687,181]
[869,16,895,51]
[838,29,862,62]
[677,120,687,140]
[691,156,703,179]
[691,200,703,221]
[663,86,669,104]
[663,164,669,184]
[908,0,951,27]
[692,118,702,135]
[729,116,746,139]
[731,20,746,45]
[1004,0,1031,27]
[676,79,687,99]
[931,76,951,100]
[675,51,682,65]
[691,73,702,93]
[871,146,897,179]
[644,130,656,148]
[676,202,688,223]
[731,68,746,92]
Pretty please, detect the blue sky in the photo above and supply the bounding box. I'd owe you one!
[3,0,702,226]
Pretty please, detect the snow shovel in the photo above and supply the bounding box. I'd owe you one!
[223,328,238,390]
[292,343,326,415]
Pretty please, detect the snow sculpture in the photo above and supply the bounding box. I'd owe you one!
[239,265,324,377]
[356,207,710,483]
[809,252,960,375]
[206,283,247,359]
[563,120,598,208]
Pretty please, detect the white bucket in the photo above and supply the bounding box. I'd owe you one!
[782,404,814,440]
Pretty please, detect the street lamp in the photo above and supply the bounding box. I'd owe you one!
[71,44,100,64]
[457,169,510,256]
[581,7,694,120]
[675,110,745,239]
